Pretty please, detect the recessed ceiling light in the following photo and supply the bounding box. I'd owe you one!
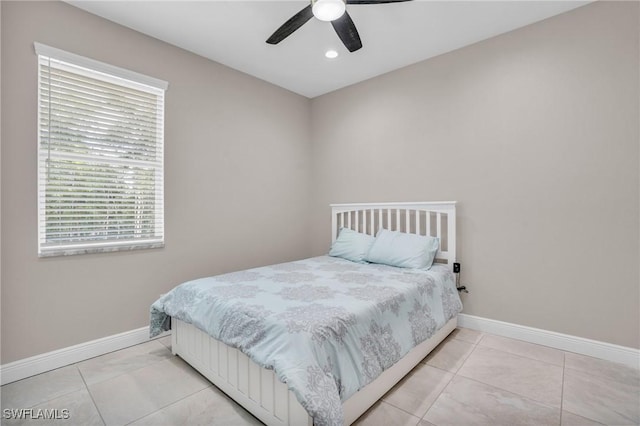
[325,50,339,59]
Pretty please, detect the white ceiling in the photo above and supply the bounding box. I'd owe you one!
[65,1,591,98]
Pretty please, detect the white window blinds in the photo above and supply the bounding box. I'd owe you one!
[36,43,168,257]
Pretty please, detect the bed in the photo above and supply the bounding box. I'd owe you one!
[150,201,460,426]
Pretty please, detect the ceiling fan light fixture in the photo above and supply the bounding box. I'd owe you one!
[312,0,346,22]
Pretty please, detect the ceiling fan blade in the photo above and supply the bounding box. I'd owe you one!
[331,11,362,52]
[346,0,412,4]
[266,5,314,44]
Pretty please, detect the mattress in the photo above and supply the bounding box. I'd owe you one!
[150,256,462,426]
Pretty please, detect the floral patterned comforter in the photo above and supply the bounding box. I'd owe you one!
[150,256,462,426]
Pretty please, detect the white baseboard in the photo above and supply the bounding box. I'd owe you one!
[458,314,640,370]
[0,327,170,386]
[2,314,638,386]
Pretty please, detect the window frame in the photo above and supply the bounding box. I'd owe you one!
[35,43,168,257]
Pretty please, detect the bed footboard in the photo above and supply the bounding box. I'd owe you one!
[172,316,457,426]
[172,319,311,426]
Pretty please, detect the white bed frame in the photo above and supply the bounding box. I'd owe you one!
[171,201,458,425]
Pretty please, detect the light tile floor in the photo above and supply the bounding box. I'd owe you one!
[2,329,639,426]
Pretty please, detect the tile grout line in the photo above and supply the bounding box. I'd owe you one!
[77,364,107,426]
[383,348,458,421]
[422,362,458,420]
[122,357,215,424]
[561,410,607,426]
[78,352,211,426]
[441,331,482,385]
[452,336,480,375]
[420,337,482,423]
[76,340,173,388]
[458,326,565,409]
[472,342,566,370]
[376,400,423,423]
[557,358,614,426]
[475,334,565,369]
[424,339,479,376]
[457,374,562,412]
[474,331,486,346]
[0,366,86,411]
[123,385,214,426]
[450,331,484,346]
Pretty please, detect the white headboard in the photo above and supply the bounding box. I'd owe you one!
[330,201,457,269]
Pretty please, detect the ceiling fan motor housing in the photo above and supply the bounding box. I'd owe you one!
[267,0,412,53]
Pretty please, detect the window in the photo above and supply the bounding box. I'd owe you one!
[35,43,168,257]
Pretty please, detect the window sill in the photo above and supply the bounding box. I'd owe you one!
[38,241,164,258]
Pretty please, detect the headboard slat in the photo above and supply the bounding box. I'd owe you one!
[331,202,457,270]
[362,210,367,235]
[370,209,375,235]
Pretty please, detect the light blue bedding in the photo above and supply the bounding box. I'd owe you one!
[150,256,462,426]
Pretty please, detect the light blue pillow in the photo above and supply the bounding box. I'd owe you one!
[365,229,439,269]
[329,228,376,263]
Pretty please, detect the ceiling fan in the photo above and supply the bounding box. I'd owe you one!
[266,0,413,53]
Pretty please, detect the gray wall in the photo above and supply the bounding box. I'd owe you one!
[2,0,638,364]
[309,1,639,348]
[1,1,312,363]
